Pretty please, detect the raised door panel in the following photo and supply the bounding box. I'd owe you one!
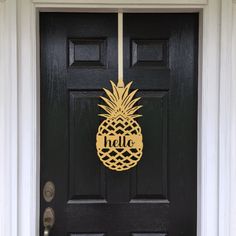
[130,91,168,202]
[69,91,107,202]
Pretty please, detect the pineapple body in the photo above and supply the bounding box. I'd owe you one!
[96,115,143,171]
[96,81,143,171]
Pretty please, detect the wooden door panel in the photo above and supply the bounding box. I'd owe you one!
[131,39,169,68]
[71,234,105,236]
[40,13,198,236]
[132,234,167,236]
[66,204,168,232]
[130,91,168,202]
[69,91,107,203]
[68,38,107,68]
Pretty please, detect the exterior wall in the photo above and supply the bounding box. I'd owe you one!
[0,0,235,236]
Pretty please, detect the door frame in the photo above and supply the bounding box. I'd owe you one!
[0,0,236,236]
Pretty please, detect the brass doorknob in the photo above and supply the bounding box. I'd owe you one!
[44,226,51,236]
[43,207,55,236]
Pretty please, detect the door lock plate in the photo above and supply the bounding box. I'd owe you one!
[43,207,55,228]
[43,181,55,202]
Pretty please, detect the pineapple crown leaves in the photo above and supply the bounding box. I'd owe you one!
[98,80,142,119]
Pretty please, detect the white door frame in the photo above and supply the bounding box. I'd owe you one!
[0,0,235,236]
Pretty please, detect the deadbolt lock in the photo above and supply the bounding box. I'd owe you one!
[43,181,55,202]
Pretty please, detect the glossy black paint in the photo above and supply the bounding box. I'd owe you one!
[40,13,198,236]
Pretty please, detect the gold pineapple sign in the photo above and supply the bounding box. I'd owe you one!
[96,81,143,171]
[96,13,143,171]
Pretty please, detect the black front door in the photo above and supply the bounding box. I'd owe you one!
[40,13,198,236]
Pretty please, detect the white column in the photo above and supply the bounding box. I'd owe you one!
[218,0,233,236]
[230,3,236,236]
[199,1,221,235]
[17,1,39,236]
[0,0,18,236]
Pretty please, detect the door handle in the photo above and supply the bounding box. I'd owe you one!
[44,226,51,236]
[43,207,55,236]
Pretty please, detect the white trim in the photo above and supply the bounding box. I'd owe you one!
[218,1,233,236]
[230,3,236,236]
[0,0,235,236]
[17,1,38,236]
[32,0,208,5]
[36,7,205,12]
[0,1,18,236]
[199,1,221,235]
